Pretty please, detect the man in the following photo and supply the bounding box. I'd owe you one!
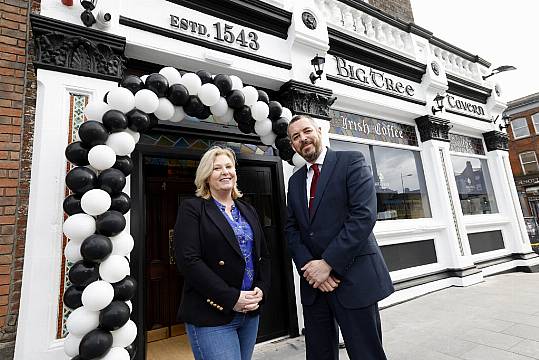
[285,115,394,360]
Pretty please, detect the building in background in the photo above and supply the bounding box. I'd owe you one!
[504,92,539,251]
[1,0,538,359]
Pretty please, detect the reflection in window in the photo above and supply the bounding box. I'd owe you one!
[330,140,431,220]
[451,155,498,215]
[511,118,529,139]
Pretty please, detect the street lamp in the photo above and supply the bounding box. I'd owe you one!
[309,54,325,84]
[482,65,516,80]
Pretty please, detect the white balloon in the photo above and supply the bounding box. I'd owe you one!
[254,119,273,137]
[88,145,116,171]
[66,306,100,336]
[110,232,134,256]
[242,86,258,107]
[101,347,131,360]
[64,333,82,357]
[159,66,182,85]
[111,320,137,348]
[64,240,83,263]
[107,87,135,113]
[180,73,202,95]
[154,98,175,121]
[292,152,306,167]
[63,213,96,242]
[84,101,111,122]
[106,132,136,156]
[99,255,130,283]
[81,189,112,216]
[220,107,234,124]
[260,132,277,145]
[134,89,159,113]
[123,128,140,143]
[281,107,293,121]
[251,101,270,122]
[198,83,220,106]
[169,106,185,123]
[209,97,228,117]
[82,280,114,311]
[230,75,243,90]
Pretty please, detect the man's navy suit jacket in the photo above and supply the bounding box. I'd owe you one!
[286,148,394,308]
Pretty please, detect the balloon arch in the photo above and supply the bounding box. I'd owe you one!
[61,67,305,359]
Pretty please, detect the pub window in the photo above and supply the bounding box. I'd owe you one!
[519,151,539,175]
[330,139,432,221]
[511,117,530,139]
[450,155,498,215]
[532,113,539,133]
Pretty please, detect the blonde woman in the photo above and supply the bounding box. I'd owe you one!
[174,146,270,360]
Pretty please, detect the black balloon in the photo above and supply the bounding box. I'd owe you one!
[63,285,84,310]
[145,73,169,97]
[196,69,213,84]
[96,210,126,237]
[66,167,97,194]
[121,75,144,95]
[237,119,255,134]
[102,110,128,133]
[257,90,270,104]
[65,141,89,166]
[79,329,113,360]
[167,84,190,106]
[98,168,126,195]
[183,96,205,117]
[275,136,294,161]
[63,194,83,215]
[268,101,283,120]
[110,192,131,214]
[226,90,245,109]
[113,156,133,176]
[125,342,137,360]
[148,113,159,129]
[233,105,252,124]
[99,301,131,331]
[126,109,150,132]
[272,117,289,137]
[213,74,233,96]
[197,105,212,120]
[81,234,113,263]
[68,260,99,287]
[112,275,137,301]
[78,121,109,147]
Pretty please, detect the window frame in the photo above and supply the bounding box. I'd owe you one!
[511,117,530,139]
[531,113,539,134]
[519,151,539,175]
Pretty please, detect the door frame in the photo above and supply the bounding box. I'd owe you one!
[130,124,299,360]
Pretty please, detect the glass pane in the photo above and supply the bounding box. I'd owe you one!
[451,155,498,215]
[512,118,530,138]
[523,163,539,174]
[520,152,537,163]
[532,114,539,129]
[330,140,432,220]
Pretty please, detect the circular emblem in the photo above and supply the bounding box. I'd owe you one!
[431,61,440,76]
[302,11,317,30]
[495,84,502,97]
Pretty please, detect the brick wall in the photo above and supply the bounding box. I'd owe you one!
[0,0,39,359]
[370,0,415,23]
[507,109,539,177]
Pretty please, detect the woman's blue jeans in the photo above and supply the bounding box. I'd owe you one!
[185,313,260,360]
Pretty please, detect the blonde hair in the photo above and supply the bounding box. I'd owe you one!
[194,146,243,199]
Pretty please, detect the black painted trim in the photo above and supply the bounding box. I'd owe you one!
[392,266,481,291]
[430,37,491,68]
[119,16,292,70]
[327,74,426,106]
[166,0,292,39]
[447,74,492,104]
[328,28,426,83]
[408,23,433,38]
[475,252,539,274]
[446,109,492,123]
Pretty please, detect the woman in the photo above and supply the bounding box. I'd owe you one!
[174,146,271,360]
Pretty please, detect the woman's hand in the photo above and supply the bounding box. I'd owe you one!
[233,287,264,313]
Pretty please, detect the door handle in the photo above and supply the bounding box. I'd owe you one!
[169,229,176,265]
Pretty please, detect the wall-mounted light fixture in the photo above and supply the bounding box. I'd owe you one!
[309,54,325,84]
[431,93,445,115]
[482,65,516,80]
[498,115,511,131]
[80,0,98,27]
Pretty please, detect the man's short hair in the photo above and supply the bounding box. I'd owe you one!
[289,114,317,127]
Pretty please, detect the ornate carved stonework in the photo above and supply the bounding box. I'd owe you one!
[302,11,317,30]
[431,61,440,76]
[31,14,126,81]
[415,115,451,142]
[483,130,509,152]
[278,81,336,120]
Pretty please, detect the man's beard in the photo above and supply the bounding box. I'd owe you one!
[300,141,322,163]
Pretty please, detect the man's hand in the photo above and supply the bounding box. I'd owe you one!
[318,275,341,292]
[301,259,332,288]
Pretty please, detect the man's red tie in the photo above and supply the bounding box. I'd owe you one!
[309,164,320,215]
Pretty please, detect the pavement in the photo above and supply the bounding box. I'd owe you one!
[253,272,539,359]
